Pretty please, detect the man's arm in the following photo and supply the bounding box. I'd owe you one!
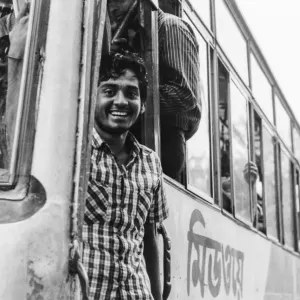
[159,13,200,113]
[144,220,162,300]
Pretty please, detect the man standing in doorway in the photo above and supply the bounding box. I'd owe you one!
[82,51,169,299]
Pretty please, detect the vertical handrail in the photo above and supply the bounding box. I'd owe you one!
[157,223,171,300]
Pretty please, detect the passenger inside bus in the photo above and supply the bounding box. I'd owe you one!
[218,62,261,221]
[108,0,201,182]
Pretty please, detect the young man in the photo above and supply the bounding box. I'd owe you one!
[107,0,201,181]
[82,51,169,299]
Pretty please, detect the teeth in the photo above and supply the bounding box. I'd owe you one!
[110,111,128,116]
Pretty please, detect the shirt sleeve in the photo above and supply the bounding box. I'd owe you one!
[159,14,201,114]
[147,154,169,224]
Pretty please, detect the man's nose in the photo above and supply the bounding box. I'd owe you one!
[114,91,128,105]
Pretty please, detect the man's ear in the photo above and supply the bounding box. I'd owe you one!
[141,103,145,114]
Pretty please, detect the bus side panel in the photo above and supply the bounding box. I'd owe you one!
[163,182,299,300]
[0,0,83,299]
[265,244,300,300]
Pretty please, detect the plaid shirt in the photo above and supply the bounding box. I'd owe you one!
[82,128,169,299]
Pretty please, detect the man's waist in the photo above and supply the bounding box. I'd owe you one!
[160,112,200,139]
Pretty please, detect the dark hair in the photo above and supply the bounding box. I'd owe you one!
[99,50,148,103]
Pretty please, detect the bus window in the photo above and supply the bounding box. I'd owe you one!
[275,94,291,150]
[215,0,248,85]
[185,22,211,197]
[262,126,279,240]
[230,81,251,223]
[250,53,273,123]
[0,0,48,188]
[218,61,232,213]
[254,112,265,233]
[0,2,13,174]
[188,0,211,29]
[281,149,295,249]
[293,127,300,165]
[295,169,300,251]
[0,1,30,181]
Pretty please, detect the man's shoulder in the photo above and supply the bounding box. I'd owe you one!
[138,143,159,158]
[158,8,186,28]
[158,9,196,39]
[137,142,161,165]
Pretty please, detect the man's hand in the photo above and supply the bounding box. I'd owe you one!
[243,161,259,184]
[8,3,30,59]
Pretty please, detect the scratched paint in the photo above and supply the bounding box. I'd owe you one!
[27,261,45,300]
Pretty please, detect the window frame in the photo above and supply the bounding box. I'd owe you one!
[183,9,214,202]
[229,77,253,226]
[0,0,50,190]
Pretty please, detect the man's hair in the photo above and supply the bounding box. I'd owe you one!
[99,50,148,103]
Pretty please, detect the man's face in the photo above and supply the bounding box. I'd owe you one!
[95,69,143,135]
[108,0,135,33]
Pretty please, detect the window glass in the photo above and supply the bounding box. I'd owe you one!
[295,170,300,251]
[0,2,30,182]
[188,0,211,29]
[231,81,251,222]
[262,126,278,239]
[0,4,14,177]
[186,29,211,196]
[275,95,291,149]
[215,0,248,84]
[218,62,232,212]
[293,127,300,165]
[254,112,265,233]
[250,54,273,123]
[281,150,295,249]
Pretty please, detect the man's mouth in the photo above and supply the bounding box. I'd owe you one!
[109,111,129,117]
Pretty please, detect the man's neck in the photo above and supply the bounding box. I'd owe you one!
[95,126,129,157]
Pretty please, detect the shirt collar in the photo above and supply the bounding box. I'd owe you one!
[92,128,141,155]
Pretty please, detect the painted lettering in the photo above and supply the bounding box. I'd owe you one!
[187,209,244,299]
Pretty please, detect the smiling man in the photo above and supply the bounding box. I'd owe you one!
[82,51,169,300]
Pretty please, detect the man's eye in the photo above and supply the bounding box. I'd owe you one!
[104,89,115,97]
[127,91,139,99]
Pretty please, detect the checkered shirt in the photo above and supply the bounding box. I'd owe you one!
[82,128,169,299]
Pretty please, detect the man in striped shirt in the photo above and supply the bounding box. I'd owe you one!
[108,0,201,181]
[82,51,169,299]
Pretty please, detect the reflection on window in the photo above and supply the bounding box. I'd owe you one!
[254,112,265,233]
[186,30,211,196]
[295,170,300,251]
[262,127,278,239]
[281,150,295,249]
[215,0,248,84]
[0,5,13,173]
[188,0,211,29]
[275,95,291,149]
[0,3,31,181]
[250,54,273,123]
[231,81,251,222]
[218,62,232,212]
[293,127,300,165]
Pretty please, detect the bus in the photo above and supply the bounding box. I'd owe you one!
[0,0,300,299]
